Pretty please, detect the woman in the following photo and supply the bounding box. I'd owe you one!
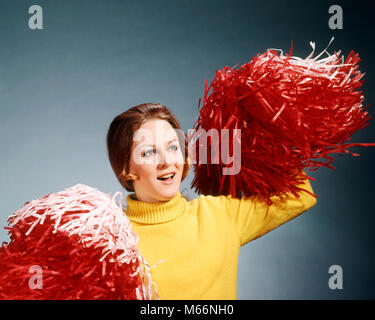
[106,103,317,300]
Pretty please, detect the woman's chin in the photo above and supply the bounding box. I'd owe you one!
[154,177,181,198]
[159,190,179,200]
[154,187,180,201]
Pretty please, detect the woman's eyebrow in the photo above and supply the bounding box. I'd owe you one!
[167,138,178,144]
[138,138,178,148]
[139,144,155,148]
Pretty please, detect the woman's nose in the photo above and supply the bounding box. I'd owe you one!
[157,150,173,167]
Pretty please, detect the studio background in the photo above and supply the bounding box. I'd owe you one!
[1,0,374,299]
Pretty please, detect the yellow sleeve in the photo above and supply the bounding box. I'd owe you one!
[224,170,317,246]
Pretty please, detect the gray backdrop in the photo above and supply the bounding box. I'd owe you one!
[1,0,374,299]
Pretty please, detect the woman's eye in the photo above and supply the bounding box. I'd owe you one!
[142,149,155,157]
[169,144,179,151]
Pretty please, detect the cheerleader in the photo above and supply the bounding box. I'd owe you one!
[106,102,317,299]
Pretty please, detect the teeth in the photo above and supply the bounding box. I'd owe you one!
[158,173,175,180]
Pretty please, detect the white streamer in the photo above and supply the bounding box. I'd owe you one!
[9,183,158,300]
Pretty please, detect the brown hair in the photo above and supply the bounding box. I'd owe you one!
[106,103,190,192]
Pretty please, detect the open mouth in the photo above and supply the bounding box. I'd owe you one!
[157,173,176,181]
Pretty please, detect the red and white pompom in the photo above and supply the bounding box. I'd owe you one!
[0,184,158,300]
[190,38,375,204]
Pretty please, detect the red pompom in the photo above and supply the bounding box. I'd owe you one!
[190,40,375,205]
[0,184,158,300]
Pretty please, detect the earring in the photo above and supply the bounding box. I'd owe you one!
[124,173,138,181]
[120,168,138,181]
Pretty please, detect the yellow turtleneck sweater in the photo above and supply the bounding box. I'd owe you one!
[125,171,317,300]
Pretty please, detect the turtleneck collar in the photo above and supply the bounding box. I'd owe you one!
[125,191,186,224]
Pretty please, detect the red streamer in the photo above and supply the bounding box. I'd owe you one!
[0,185,156,300]
[190,41,375,205]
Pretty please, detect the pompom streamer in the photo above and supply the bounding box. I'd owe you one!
[0,184,158,300]
[190,39,375,205]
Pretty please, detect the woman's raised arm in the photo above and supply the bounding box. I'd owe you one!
[222,169,317,246]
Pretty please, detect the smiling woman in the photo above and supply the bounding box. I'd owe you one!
[106,103,317,299]
[128,119,185,202]
[106,103,190,199]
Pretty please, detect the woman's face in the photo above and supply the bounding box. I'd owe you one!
[128,119,185,202]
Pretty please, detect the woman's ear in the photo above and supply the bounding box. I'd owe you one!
[124,173,138,181]
[120,167,138,181]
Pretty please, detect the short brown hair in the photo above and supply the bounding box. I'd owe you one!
[106,103,190,192]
